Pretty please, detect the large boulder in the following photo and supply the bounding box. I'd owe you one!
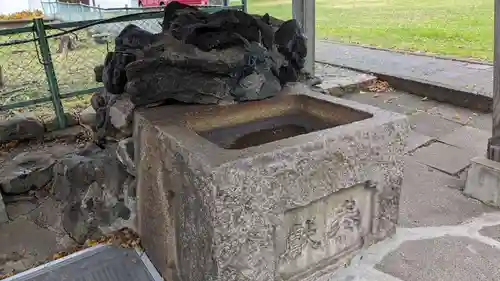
[0,112,44,143]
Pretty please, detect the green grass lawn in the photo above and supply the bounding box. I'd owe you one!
[247,0,494,60]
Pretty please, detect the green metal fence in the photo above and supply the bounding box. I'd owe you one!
[0,4,244,129]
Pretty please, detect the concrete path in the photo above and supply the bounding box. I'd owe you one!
[315,41,494,111]
[318,89,500,281]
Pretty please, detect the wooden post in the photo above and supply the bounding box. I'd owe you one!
[292,0,315,76]
[489,0,500,161]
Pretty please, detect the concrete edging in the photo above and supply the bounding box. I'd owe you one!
[316,60,493,113]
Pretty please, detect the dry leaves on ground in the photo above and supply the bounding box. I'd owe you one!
[51,228,141,262]
[363,79,394,93]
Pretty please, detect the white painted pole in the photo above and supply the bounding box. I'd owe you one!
[292,0,315,76]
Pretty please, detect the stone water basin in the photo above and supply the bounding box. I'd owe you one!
[134,84,409,281]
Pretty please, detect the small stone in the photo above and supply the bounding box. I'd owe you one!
[109,95,135,135]
[0,152,55,194]
[0,112,44,143]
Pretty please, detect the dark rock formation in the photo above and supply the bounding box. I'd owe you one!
[95,1,308,145]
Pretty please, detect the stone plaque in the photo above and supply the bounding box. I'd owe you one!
[277,182,375,280]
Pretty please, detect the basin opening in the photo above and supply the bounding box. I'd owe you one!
[188,94,373,149]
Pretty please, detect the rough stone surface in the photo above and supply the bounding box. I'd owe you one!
[399,157,494,228]
[51,144,137,243]
[411,142,475,175]
[439,126,490,156]
[375,236,500,281]
[135,86,409,281]
[408,112,462,138]
[479,224,500,242]
[0,113,44,143]
[0,152,56,194]
[0,193,7,223]
[464,157,500,207]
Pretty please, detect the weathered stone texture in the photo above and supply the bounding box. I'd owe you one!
[136,86,408,281]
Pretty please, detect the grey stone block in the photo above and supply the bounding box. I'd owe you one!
[439,126,490,156]
[135,85,408,281]
[411,142,475,175]
[375,237,500,281]
[464,157,500,207]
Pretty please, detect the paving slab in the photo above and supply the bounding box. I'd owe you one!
[405,131,434,153]
[439,126,490,156]
[375,236,500,281]
[399,157,493,228]
[408,112,462,138]
[479,224,500,242]
[411,142,476,175]
[425,103,480,125]
[468,112,493,132]
[5,201,38,220]
[0,218,61,274]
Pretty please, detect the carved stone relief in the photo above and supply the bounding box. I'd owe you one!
[277,182,375,280]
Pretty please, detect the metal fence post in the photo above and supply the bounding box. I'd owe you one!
[34,18,67,129]
[292,0,315,76]
[241,0,247,13]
